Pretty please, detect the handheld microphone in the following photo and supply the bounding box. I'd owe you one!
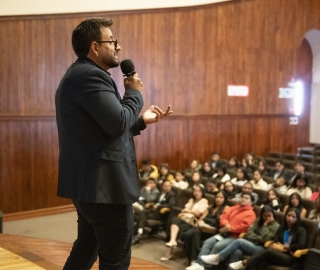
[120,59,136,77]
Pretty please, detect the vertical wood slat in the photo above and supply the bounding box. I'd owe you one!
[0,0,318,213]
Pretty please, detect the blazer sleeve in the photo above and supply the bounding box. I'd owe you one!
[80,69,144,138]
[289,226,307,252]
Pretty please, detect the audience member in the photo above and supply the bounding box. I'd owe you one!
[250,170,268,190]
[233,182,259,205]
[231,167,249,187]
[288,161,306,185]
[189,171,203,188]
[139,159,159,180]
[223,181,237,200]
[157,163,174,184]
[208,151,225,172]
[245,152,258,167]
[268,176,288,194]
[186,192,256,270]
[308,196,320,229]
[182,191,229,265]
[151,180,176,234]
[202,205,279,268]
[286,173,312,199]
[231,208,306,270]
[200,162,214,178]
[172,170,189,189]
[161,185,208,261]
[241,158,253,174]
[132,178,160,243]
[257,159,269,176]
[205,179,219,195]
[269,160,289,182]
[213,165,231,184]
[228,157,239,171]
[283,192,307,218]
[260,189,282,212]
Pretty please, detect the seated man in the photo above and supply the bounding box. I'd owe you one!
[132,180,175,244]
[132,178,160,244]
[186,192,256,270]
[233,182,259,205]
[269,160,290,182]
[139,159,159,180]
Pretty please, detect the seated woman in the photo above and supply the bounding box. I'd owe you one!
[213,166,231,189]
[201,205,279,268]
[250,170,268,190]
[160,185,208,261]
[157,163,174,184]
[308,196,320,229]
[286,173,312,199]
[260,189,282,212]
[231,167,249,187]
[182,190,229,265]
[268,176,288,194]
[185,160,202,179]
[229,208,307,270]
[257,159,269,176]
[228,157,239,171]
[283,192,307,218]
[224,180,238,200]
[172,170,189,189]
[200,161,214,178]
[205,179,219,195]
[189,171,203,188]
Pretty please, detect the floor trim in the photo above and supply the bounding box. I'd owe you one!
[3,204,75,221]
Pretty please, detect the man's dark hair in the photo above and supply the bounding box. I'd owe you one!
[241,191,254,202]
[141,159,151,165]
[275,159,284,165]
[72,18,113,57]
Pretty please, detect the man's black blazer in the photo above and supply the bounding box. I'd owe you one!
[55,57,146,204]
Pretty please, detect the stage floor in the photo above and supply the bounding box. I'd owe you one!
[0,234,170,269]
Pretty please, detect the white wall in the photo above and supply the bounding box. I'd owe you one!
[305,30,320,144]
[0,0,232,16]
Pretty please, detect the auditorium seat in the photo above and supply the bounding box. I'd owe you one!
[282,152,297,161]
[267,151,283,160]
[282,159,295,170]
[298,153,314,164]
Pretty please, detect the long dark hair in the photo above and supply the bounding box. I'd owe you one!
[284,207,301,236]
[290,173,309,189]
[192,184,206,201]
[258,205,276,227]
[288,192,304,211]
[236,167,249,181]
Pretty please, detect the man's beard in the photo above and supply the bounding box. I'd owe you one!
[102,54,119,68]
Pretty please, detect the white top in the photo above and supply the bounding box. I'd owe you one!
[286,187,312,199]
[172,180,189,189]
[231,177,247,187]
[250,178,268,190]
[213,173,231,183]
[183,198,208,218]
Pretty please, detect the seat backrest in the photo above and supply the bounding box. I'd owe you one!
[205,193,215,205]
[253,188,267,205]
[301,198,316,217]
[176,188,192,209]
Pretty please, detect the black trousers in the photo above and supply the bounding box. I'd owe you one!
[181,227,212,263]
[63,200,133,270]
[247,249,295,270]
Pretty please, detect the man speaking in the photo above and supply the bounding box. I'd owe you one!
[55,17,172,270]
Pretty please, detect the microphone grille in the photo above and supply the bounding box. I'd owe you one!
[120,59,135,76]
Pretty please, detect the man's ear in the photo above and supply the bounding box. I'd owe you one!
[90,42,99,57]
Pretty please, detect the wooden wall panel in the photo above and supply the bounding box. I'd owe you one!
[0,119,70,213]
[0,0,319,213]
[134,115,300,170]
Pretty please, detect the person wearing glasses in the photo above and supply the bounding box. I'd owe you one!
[55,17,172,270]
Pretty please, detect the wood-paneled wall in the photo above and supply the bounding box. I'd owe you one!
[0,0,319,213]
